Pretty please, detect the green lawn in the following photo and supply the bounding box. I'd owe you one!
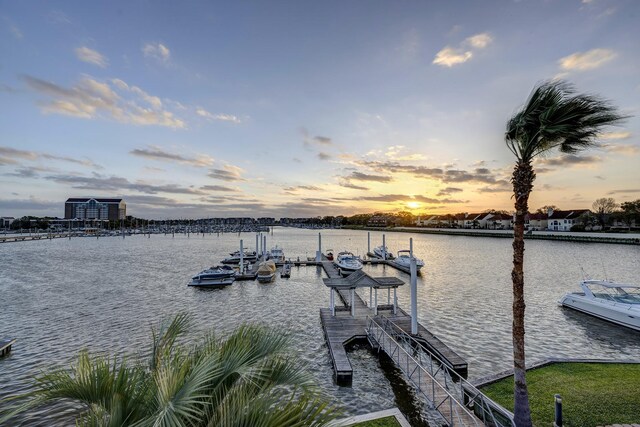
[480,363,640,427]
[351,416,401,427]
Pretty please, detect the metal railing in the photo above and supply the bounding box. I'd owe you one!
[366,316,515,427]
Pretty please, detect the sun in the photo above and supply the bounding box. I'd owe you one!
[406,201,421,209]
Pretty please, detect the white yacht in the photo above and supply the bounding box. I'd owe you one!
[335,251,363,276]
[189,265,235,287]
[221,250,257,264]
[373,245,394,260]
[559,280,640,331]
[269,245,285,263]
[391,250,425,273]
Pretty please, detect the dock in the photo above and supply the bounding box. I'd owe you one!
[1,338,16,357]
[235,261,260,281]
[318,257,468,385]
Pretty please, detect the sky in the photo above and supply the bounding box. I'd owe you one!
[1,0,639,219]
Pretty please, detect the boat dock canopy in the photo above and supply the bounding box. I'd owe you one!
[323,269,404,289]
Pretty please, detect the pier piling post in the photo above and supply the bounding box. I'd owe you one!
[554,394,563,427]
[393,287,397,314]
[410,238,418,335]
[374,288,378,315]
[316,232,322,262]
[350,289,355,317]
[382,234,386,259]
[263,235,267,260]
[330,288,335,316]
[369,287,373,307]
[387,287,390,304]
[256,233,259,254]
[367,232,370,255]
[240,239,244,274]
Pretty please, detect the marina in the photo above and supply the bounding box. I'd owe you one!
[1,227,639,425]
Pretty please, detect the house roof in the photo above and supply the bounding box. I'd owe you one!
[548,209,590,220]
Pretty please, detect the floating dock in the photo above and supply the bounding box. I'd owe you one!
[317,257,467,385]
[0,338,16,357]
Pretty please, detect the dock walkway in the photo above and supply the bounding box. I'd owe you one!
[1,338,16,357]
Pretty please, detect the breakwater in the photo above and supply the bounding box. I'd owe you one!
[344,226,640,245]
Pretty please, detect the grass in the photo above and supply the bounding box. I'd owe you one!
[350,416,401,427]
[480,363,640,427]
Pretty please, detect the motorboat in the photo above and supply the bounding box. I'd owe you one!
[373,245,395,260]
[280,261,292,278]
[221,250,257,264]
[257,260,277,283]
[269,245,285,263]
[189,265,235,287]
[391,250,425,273]
[558,280,640,331]
[325,249,334,261]
[335,251,363,276]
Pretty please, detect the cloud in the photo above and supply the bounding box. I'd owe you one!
[607,189,640,195]
[433,47,472,67]
[338,180,369,190]
[600,131,631,140]
[207,164,245,182]
[3,17,23,39]
[142,42,171,62]
[283,185,322,192]
[0,197,58,211]
[0,84,19,93]
[200,185,239,192]
[348,171,393,183]
[464,33,492,49]
[433,32,491,68]
[317,152,331,161]
[196,108,241,124]
[436,187,463,196]
[22,75,185,128]
[558,48,617,71]
[0,146,102,169]
[356,194,466,204]
[536,154,601,166]
[313,136,332,145]
[603,144,640,155]
[45,173,206,195]
[4,165,59,178]
[130,146,214,167]
[75,47,108,68]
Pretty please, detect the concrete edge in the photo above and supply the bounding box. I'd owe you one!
[331,407,411,427]
[472,358,640,388]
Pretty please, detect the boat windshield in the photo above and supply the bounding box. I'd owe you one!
[586,284,640,304]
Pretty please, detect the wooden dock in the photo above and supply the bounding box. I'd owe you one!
[318,258,468,386]
[0,233,73,243]
[235,261,260,280]
[0,338,16,357]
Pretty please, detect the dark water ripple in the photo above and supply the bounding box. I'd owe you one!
[1,228,639,425]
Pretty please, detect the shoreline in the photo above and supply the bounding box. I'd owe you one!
[343,226,640,245]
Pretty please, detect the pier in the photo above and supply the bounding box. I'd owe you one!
[1,338,16,357]
[318,257,467,385]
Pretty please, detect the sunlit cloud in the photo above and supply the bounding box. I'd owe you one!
[558,48,617,71]
[348,171,393,183]
[433,32,492,67]
[75,47,108,68]
[437,187,463,196]
[600,131,631,140]
[200,185,239,192]
[130,145,214,167]
[142,42,171,62]
[22,75,186,128]
[44,172,206,195]
[318,152,332,161]
[196,108,241,124]
[536,154,602,166]
[603,144,640,155]
[338,180,369,190]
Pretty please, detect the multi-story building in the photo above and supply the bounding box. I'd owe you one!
[64,198,126,221]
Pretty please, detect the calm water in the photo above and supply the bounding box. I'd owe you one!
[1,228,639,425]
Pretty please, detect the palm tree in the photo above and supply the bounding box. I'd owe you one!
[1,313,337,426]
[505,80,626,427]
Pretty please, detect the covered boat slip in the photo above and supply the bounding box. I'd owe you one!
[319,265,468,386]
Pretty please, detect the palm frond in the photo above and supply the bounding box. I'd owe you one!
[505,80,628,162]
[150,312,192,371]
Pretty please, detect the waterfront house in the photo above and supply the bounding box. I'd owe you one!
[367,215,391,227]
[526,212,548,231]
[546,209,590,231]
[486,213,513,230]
[1,217,15,229]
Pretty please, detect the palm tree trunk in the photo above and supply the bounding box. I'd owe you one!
[511,160,534,427]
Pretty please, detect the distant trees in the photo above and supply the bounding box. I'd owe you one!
[535,205,558,215]
[592,197,619,227]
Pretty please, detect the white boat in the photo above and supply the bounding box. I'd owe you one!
[189,265,235,287]
[373,245,395,260]
[335,251,363,276]
[222,251,257,264]
[559,280,640,331]
[257,260,277,283]
[269,245,285,263]
[392,250,425,273]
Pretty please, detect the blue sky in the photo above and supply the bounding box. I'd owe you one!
[1,0,639,218]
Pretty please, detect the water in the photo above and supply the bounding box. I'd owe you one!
[1,228,639,425]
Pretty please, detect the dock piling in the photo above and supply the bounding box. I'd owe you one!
[240,240,244,274]
[410,238,418,335]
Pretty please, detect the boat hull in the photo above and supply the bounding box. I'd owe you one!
[257,272,276,283]
[559,293,640,331]
[188,277,235,287]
